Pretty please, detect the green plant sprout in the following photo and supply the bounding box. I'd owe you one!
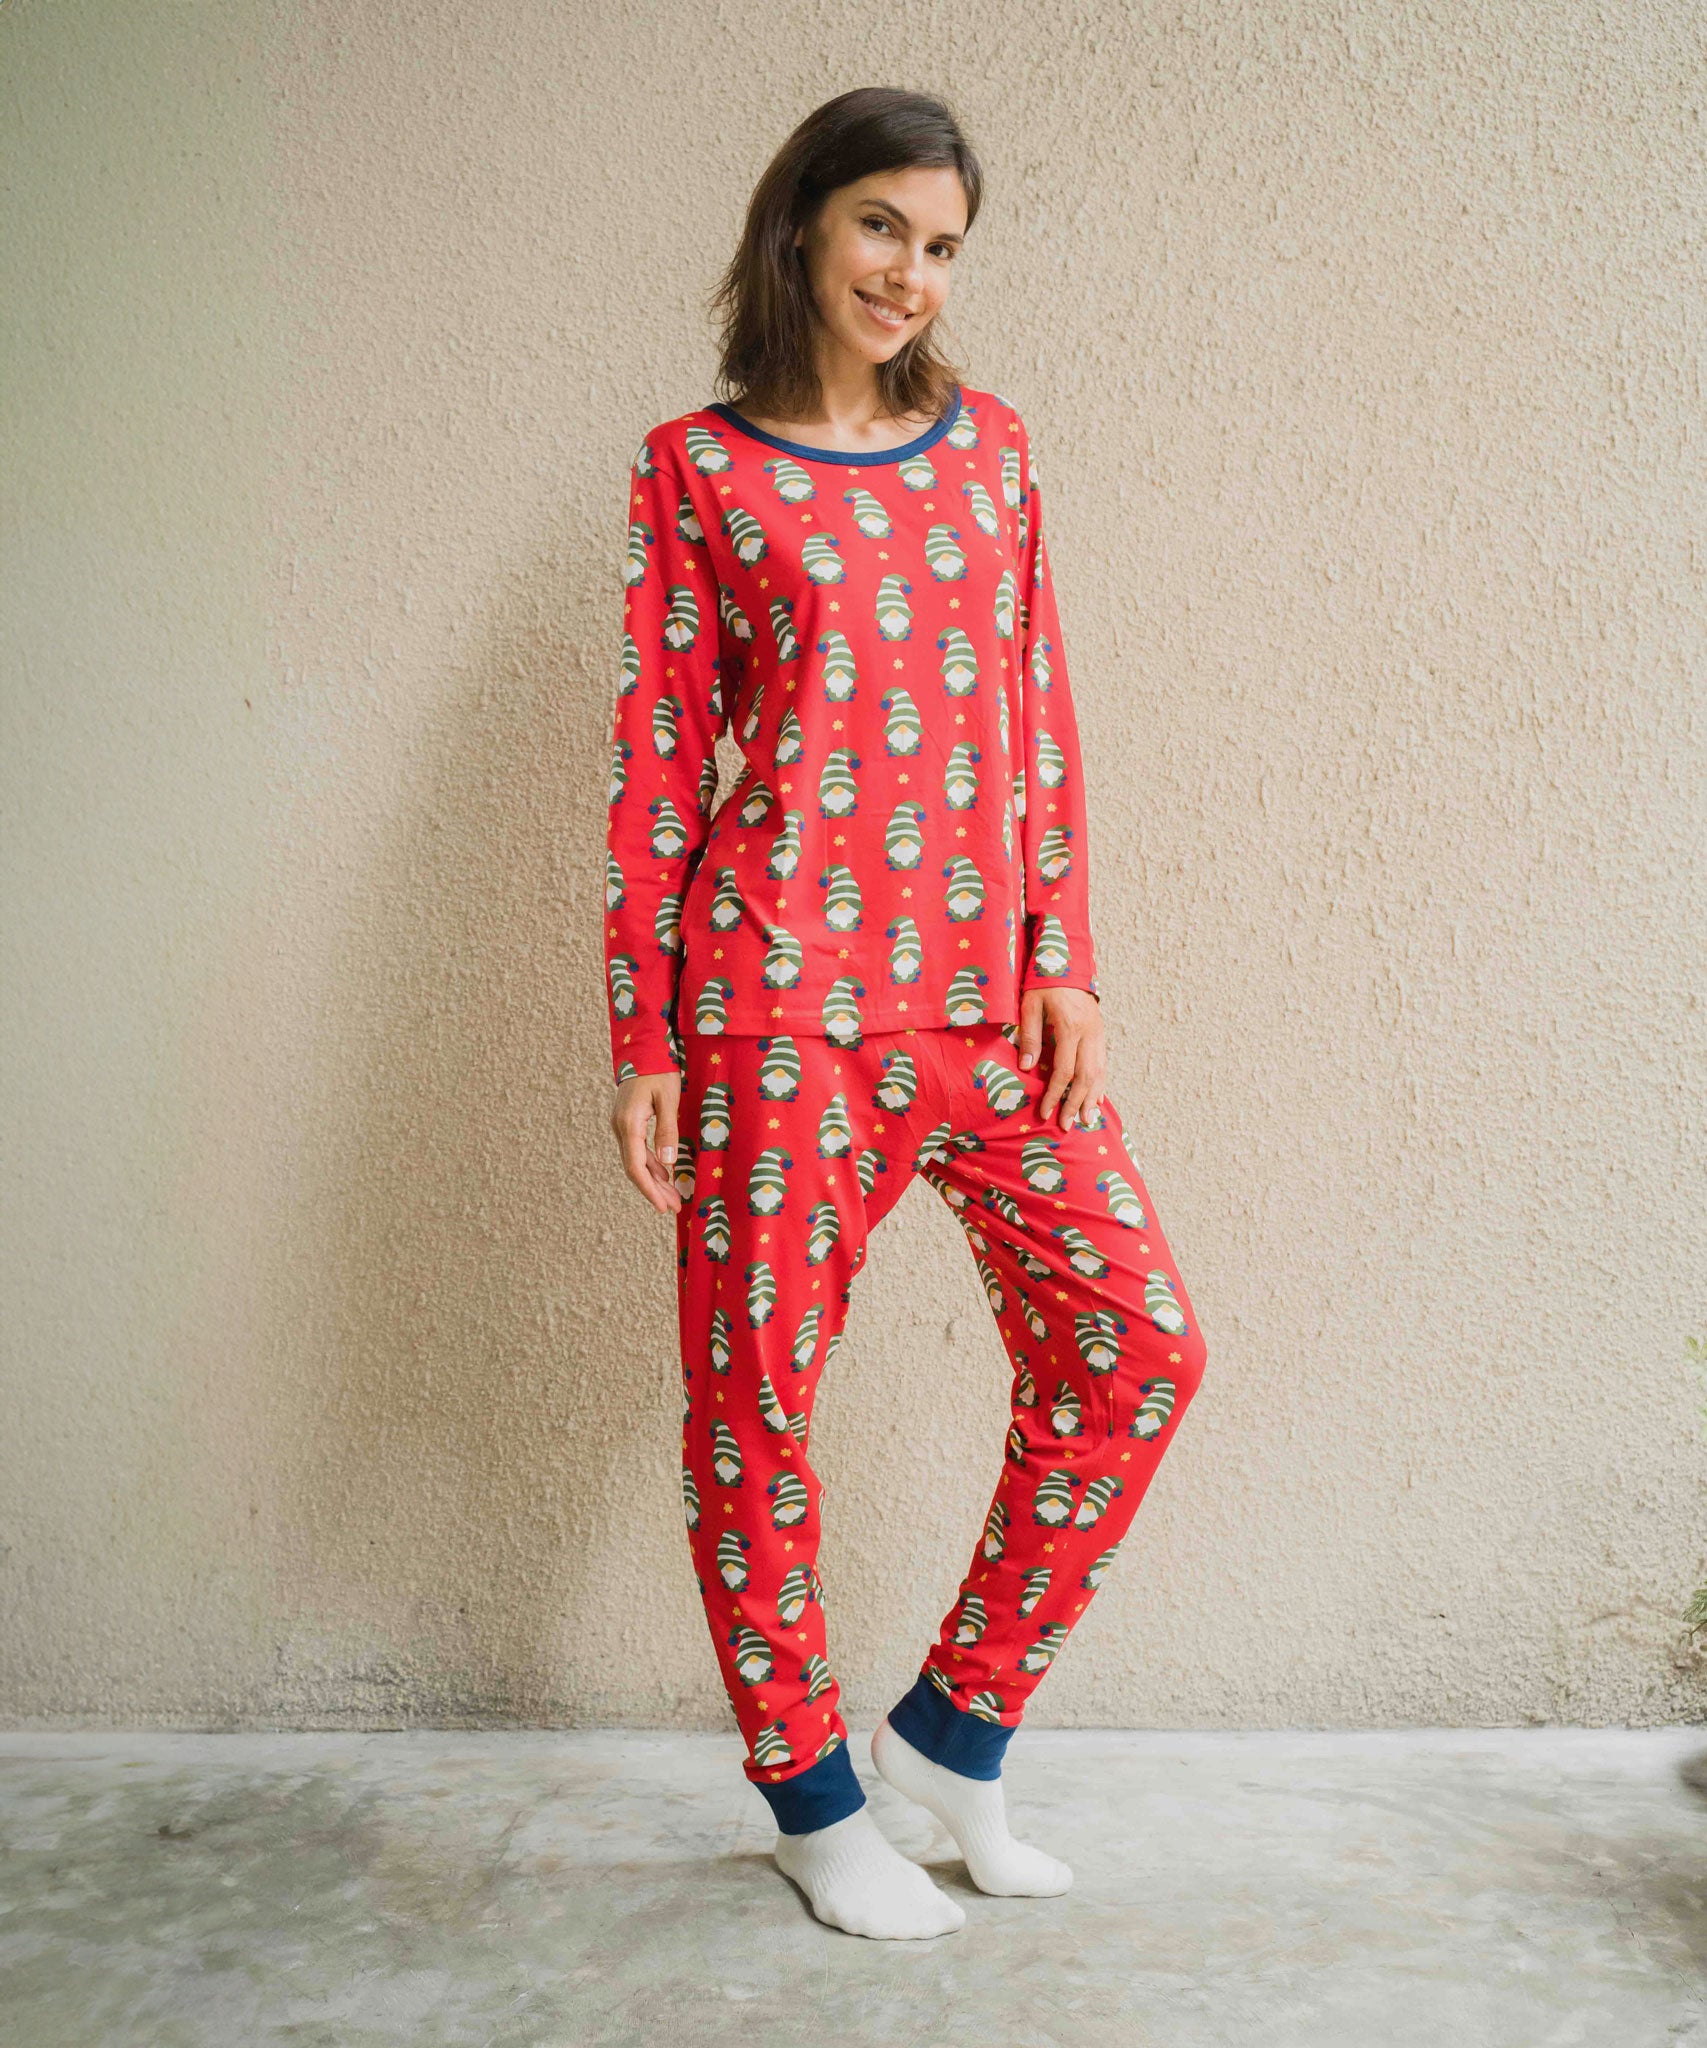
[1687,1335,1707,1640]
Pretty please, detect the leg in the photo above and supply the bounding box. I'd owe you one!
[871,1023,1210,1891]
[675,1029,964,1937]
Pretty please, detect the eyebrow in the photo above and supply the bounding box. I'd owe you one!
[859,196,966,248]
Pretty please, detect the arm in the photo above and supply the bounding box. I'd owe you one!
[604,436,725,1087]
[1015,427,1100,1002]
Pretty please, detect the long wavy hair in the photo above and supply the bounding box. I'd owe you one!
[709,87,983,428]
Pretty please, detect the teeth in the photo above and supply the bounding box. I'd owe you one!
[859,291,908,322]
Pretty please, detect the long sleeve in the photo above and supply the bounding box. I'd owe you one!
[1014,431,1100,999]
[604,440,727,1083]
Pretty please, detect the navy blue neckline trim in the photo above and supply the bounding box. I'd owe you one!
[706,386,962,466]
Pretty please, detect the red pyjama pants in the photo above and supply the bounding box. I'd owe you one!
[672,1021,1209,1833]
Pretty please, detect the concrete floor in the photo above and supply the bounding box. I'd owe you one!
[0,1728,1702,2047]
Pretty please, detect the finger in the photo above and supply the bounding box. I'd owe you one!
[654,1098,678,1166]
[620,1108,674,1215]
[1056,1034,1091,1125]
[1017,992,1045,1071]
[652,1099,682,1209]
[616,1110,657,1203]
[645,1147,682,1211]
[1037,1028,1080,1122]
[1077,1056,1108,1124]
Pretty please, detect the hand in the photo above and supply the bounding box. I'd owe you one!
[611,1069,683,1214]
[1017,987,1106,1130]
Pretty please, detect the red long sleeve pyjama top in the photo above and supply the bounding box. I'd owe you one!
[605,383,1100,1084]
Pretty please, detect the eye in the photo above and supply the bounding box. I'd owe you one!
[861,214,956,260]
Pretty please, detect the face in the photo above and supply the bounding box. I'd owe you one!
[793,165,968,369]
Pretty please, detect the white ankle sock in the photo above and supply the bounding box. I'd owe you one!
[771,1805,966,1939]
[870,1716,1073,1897]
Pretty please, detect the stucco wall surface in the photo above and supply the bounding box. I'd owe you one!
[2,0,1703,1730]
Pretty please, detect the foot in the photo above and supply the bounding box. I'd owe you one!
[771,1806,966,1939]
[870,1716,1073,1897]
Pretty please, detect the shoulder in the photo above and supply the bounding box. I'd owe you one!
[958,385,1041,491]
[956,382,1031,442]
[628,404,728,483]
[957,387,1050,517]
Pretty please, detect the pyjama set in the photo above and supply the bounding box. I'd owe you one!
[605,384,1207,1832]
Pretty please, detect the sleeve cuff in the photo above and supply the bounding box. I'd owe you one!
[610,1019,685,1085]
[1019,972,1101,999]
[1020,916,1099,997]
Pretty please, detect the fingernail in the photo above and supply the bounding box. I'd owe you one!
[660,1145,675,1163]
[1019,1052,1035,1068]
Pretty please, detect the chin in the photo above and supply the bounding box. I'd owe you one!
[840,328,901,365]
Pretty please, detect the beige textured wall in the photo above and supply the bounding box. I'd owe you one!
[3,0,1703,1731]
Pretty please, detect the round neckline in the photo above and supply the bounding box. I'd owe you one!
[707,386,963,466]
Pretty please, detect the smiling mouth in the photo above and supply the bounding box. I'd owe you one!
[855,288,913,328]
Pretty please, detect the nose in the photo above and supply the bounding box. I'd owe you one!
[890,247,927,294]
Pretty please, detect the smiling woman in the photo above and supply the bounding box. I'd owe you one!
[753,177,968,450]
[705,89,979,449]
[602,84,1210,1944]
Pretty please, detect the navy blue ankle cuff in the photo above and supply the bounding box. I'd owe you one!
[754,1738,867,1835]
[885,1670,1016,1779]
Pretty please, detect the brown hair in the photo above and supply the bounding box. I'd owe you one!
[709,87,983,427]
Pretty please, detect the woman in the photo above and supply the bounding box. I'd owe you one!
[604,87,1208,1941]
